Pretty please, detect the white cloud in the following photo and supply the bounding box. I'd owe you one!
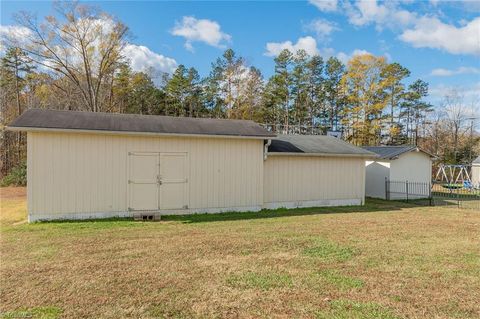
[304,19,339,40]
[345,0,417,30]
[123,44,177,74]
[346,0,388,26]
[1,22,177,75]
[0,25,32,55]
[0,25,32,41]
[429,82,480,105]
[171,16,231,52]
[400,16,480,55]
[309,0,338,12]
[340,1,480,56]
[265,36,319,57]
[431,66,480,77]
[319,47,336,58]
[336,49,371,64]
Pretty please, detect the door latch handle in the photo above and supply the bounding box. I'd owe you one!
[157,175,162,185]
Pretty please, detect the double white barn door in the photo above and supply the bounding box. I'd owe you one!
[128,152,188,211]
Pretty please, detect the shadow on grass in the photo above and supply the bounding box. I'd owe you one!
[30,198,412,225]
[162,198,409,224]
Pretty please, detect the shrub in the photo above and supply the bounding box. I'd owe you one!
[1,162,27,186]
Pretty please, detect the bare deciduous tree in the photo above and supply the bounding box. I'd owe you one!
[442,90,471,160]
[12,1,128,112]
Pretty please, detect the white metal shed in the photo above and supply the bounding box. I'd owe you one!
[362,146,433,199]
[9,109,375,221]
[472,156,480,187]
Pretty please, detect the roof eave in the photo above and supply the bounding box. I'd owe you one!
[267,152,378,158]
[396,147,436,159]
[6,126,275,140]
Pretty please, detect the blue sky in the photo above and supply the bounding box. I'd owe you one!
[1,0,479,108]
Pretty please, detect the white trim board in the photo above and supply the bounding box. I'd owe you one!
[28,205,263,222]
[28,200,365,222]
[263,199,362,210]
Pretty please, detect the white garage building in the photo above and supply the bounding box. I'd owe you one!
[472,156,480,187]
[363,146,433,199]
[9,109,375,221]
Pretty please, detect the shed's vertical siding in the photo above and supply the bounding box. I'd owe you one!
[263,155,365,208]
[27,132,33,217]
[364,152,432,200]
[365,160,390,199]
[389,152,432,183]
[473,165,480,187]
[28,132,264,220]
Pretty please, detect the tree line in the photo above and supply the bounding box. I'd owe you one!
[1,2,478,180]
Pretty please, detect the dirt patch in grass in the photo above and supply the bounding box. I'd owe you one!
[0,187,27,226]
[1,190,479,318]
[0,187,26,200]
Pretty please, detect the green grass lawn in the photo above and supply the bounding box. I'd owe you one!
[1,188,479,319]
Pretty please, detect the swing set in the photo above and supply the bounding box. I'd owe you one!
[435,164,472,189]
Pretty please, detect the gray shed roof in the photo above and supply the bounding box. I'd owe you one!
[268,135,376,157]
[362,145,432,160]
[8,109,276,138]
[473,156,480,164]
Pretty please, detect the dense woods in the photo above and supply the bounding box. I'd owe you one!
[1,2,478,181]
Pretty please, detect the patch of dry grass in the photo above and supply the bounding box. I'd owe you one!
[0,187,479,318]
[0,187,27,226]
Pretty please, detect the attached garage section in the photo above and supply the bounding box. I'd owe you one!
[264,135,373,209]
[10,109,375,221]
[264,156,366,208]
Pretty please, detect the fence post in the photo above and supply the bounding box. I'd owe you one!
[429,182,433,206]
[385,177,389,200]
[406,180,409,202]
[457,187,460,208]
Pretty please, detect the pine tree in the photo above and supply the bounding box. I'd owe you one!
[305,54,324,132]
[1,47,35,167]
[291,50,310,131]
[324,57,345,132]
[1,47,34,117]
[204,49,247,118]
[165,65,188,116]
[272,49,293,131]
[401,80,432,145]
[112,63,133,113]
[381,62,410,144]
[185,67,204,117]
[127,72,165,115]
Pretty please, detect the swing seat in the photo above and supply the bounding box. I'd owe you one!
[463,181,473,190]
